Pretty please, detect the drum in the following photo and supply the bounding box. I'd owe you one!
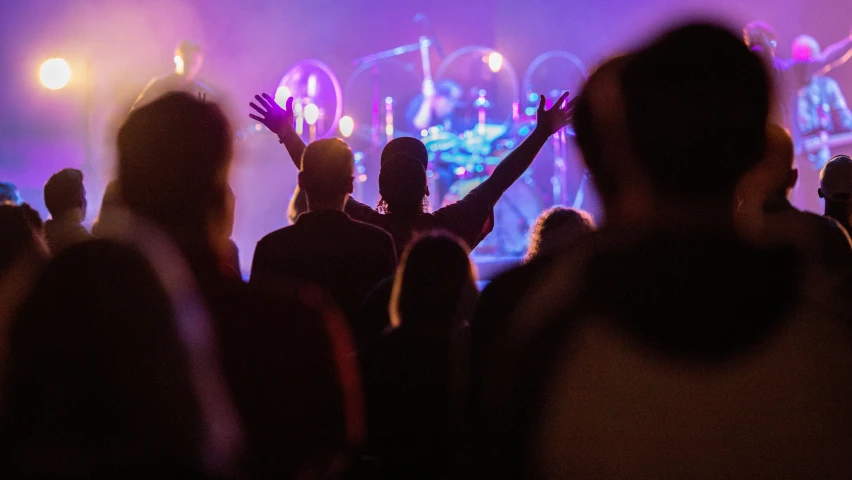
[442,176,543,256]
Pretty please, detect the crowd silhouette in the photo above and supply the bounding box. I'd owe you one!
[2,20,852,479]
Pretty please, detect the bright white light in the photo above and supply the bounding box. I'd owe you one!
[39,58,71,90]
[487,52,503,73]
[304,103,320,125]
[454,166,466,176]
[274,86,292,106]
[307,75,318,97]
[339,115,355,138]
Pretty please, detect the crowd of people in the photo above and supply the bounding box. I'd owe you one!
[2,20,852,478]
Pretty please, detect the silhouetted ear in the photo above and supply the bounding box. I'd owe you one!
[347,176,354,194]
[818,187,824,199]
[425,184,430,197]
[789,169,799,190]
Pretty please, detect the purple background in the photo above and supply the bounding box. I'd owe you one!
[1,0,850,270]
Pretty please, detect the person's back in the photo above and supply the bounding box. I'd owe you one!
[252,213,396,343]
[475,23,852,478]
[522,231,852,478]
[251,139,396,346]
[360,232,477,478]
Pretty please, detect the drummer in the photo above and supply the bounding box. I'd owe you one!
[405,79,469,203]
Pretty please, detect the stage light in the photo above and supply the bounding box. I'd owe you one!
[339,115,354,137]
[304,103,320,125]
[39,58,71,90]
[274,86,292,106]
[454,166,466,176]
[487,52,503,73]
[307,74,318,97]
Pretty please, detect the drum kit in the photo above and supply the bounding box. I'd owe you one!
[242,35,590,256]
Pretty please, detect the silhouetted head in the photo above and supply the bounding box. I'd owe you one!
[792,35,821,62]
[175,40,204,79]
[623,22,771,201]
[744,21,777,61]
[378,152,429,217]
[737,124,797,204]
[574,55,634,200]
[380,137,429,170]
[525,207,596,262]
[0,204,46,277]
[819,155,852,223]
[0,182,22,206]
[44,168,86,221]
[298,138,355,211]
[390,231,477,330]
[117,92,232,248]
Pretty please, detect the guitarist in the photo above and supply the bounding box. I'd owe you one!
[745,22,852,210]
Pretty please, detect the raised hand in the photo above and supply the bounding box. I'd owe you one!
[535,91,574,136]
[249,93,294,136]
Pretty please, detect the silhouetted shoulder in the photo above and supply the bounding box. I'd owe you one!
[348,217,395,243]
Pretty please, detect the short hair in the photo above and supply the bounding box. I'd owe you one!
[300,138,355,198]
[117,92,232,231]
[175,40,203,58]
[44,168,85,217]
[622,22,771,198]
[525,207,596,262]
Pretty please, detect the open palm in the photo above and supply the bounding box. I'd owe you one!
[249,93,294,136]
[535,91,574,136]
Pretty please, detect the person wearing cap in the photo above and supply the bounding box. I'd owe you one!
[133,40,213,109]
[820,154,852,232]
[43,168,92,255]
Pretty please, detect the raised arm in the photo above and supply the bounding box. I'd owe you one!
[478,92,574,202]
[249,93,305,169]
[809,28,852,76]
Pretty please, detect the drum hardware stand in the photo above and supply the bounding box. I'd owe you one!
[551,128,569,206]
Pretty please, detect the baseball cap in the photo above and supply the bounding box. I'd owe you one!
[819,154,852,201]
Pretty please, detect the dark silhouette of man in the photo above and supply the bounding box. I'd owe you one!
[819,154,852,232]
[252,138,397,347]
[43,168,92,254]
[475,23,852,478]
